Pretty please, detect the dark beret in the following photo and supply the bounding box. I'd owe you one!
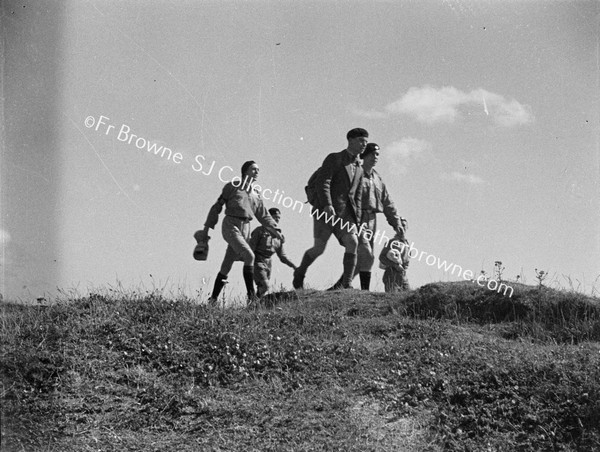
[360,142,380,159]
[346,128,369,140]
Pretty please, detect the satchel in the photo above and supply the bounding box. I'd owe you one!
[193,230,210,261]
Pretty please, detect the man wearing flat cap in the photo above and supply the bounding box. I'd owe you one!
[293,128,367,290]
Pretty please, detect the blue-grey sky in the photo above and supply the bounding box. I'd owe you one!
[2,0,599,302]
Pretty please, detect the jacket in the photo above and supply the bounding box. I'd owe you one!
[204,182,279,235]
[314,149,363,223]
[249,226,295,267]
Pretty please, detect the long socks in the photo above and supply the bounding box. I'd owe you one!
[243,265,256,298]
[209,272,227,304]
[341,253,357,288]
[359,271,371,291]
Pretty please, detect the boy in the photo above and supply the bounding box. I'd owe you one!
[379,231,410,293]
[250,208,297,297]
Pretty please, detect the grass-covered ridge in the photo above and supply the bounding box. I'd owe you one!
[2,283,600,451]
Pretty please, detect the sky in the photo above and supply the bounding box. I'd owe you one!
[1,0,599,303]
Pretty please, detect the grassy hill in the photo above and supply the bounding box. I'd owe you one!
[2,282,600,451]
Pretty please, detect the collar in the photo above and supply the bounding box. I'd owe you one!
[344,149,360,163]
[365,166,377,176]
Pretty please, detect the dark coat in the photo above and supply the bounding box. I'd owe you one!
[314,149,363,224]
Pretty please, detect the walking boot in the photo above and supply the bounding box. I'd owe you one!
[293,251,316,289]
[327,275,345,291]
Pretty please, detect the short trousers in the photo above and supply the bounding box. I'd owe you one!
[254,258,272,292]
[221,215,254,269]
[313,212,358,246]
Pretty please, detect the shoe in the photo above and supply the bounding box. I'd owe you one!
[207,297,218,307]
[326,282,345,291]
[246,294,260,308]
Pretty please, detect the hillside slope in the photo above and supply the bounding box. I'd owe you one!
[2,283,600,451]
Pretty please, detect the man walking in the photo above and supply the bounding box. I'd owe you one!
[200,160,284,305]
[332,142,407,290]
[250,208,297,297]
[293,128,368,290]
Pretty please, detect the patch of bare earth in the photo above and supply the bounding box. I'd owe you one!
[349,398,440,452]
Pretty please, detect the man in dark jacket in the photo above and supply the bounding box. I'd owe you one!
[330,142,407,290]
[293,128,368,290]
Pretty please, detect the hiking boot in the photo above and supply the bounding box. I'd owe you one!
[326,281,345,291]
[207,297,218,307]
[246,294,260,308]
[293,252,318,289]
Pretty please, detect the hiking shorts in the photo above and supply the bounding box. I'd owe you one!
[313,214,358,247]
[254,257,272,295]
[219,243,245,276]
[221,215,254,268]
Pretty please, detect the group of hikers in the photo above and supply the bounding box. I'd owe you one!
[194,128,410,305]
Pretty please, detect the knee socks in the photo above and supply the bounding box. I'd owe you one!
[211,272,227,300]
[243,265,256,298]
[341,252,357,288]
[359,271,371,291]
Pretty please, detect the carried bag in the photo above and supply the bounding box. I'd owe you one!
[304,167,321,206]
[193,230,210,261]
[378,238,410,270]
[304,152,344,206]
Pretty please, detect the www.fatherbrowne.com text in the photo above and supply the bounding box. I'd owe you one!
[84,114,514,297]
[201,173,514,298]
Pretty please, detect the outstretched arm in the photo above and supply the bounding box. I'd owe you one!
[276,244,297,269]
[254,198,284,242]
[204,185,230,233]
[380,181,406,239]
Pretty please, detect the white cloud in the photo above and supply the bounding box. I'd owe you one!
[386,86,464,123]
[442,171,485,185]
[383,85,533,126]
[383,138,432,173]
[386,137,431,158]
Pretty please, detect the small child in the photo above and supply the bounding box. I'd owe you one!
[379,232,410,293]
